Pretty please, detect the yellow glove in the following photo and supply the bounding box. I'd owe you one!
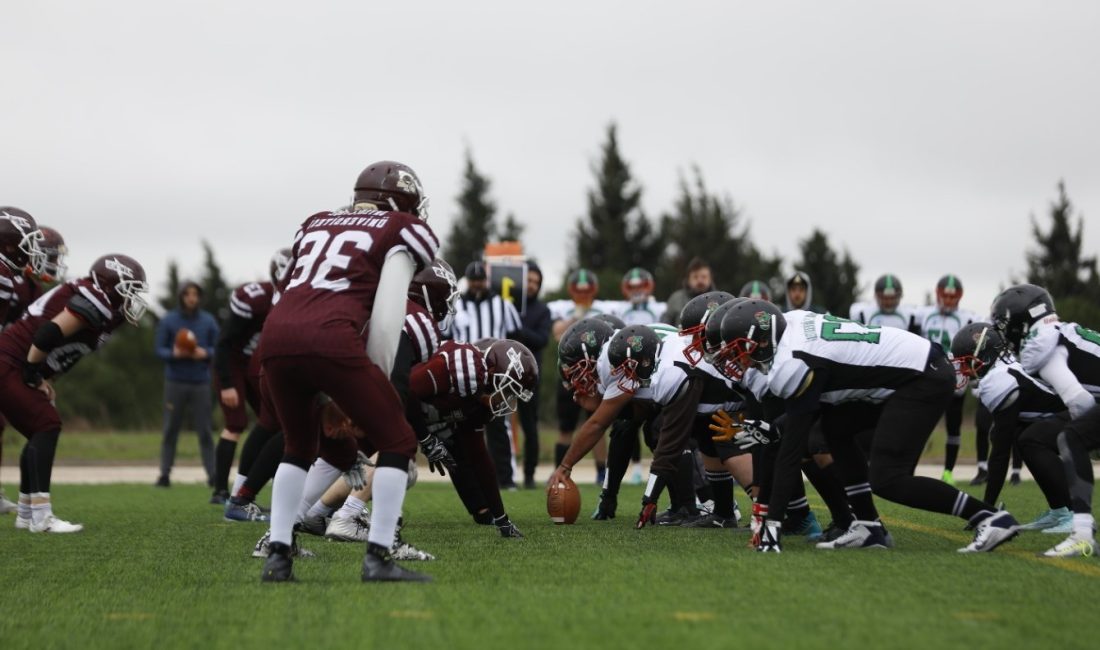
[708,409,744,442]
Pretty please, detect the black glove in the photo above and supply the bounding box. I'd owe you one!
[494,514,524,539]
[418,434,457,476]
[22,362,45,388]
[733,419,779,450]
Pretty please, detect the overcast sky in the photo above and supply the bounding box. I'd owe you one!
[3,1,1098,314]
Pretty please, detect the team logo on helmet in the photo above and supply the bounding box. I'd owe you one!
[754,311,771,331]
[626,335,644,352]
[105,257,135,278]
[581,330,598,348]
[1,211,32,231]
[396,170,423,195]
[432,263,456,283]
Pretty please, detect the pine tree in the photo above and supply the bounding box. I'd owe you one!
[200,240,231,321]
[657,167,781,297]
[442,149,498,268]
[158,259,181,312]
[1026,180,1099,298]
[794,229,860,315]
[574,123,661,286]
[500,213,525,242]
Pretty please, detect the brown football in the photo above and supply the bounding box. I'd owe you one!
[546,476,581,525]
[175,328,197,354]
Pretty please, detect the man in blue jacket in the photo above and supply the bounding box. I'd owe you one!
[155,281,219,488]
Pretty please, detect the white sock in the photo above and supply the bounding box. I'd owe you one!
[297,459,342,520]
[978,461,988,471]
[1072,513,1095,538]
[306,500,336,519]
[231,474,246,497]
[17,492,31,519]
[270,464,307,546]
[367,466,408,549]
[336,495,366,520]
[30,492,52,524]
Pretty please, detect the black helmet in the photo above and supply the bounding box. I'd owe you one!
[606,325,662,393]
[951,322,1007,386]
[679,291,735,366]
[592,313,626,329]
[989,284,1055,353]
[558,318,615,396]
[714,299,787,379]
[702,298,748,370]
[738,281,771,302]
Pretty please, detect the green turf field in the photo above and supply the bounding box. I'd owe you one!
[1,480,1096,650]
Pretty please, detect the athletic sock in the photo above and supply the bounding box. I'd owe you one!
[367,466,407,549]
[270,463,307,546]
[30,492,52,525]
[214,437,237,493]
[1073,513,1096,538]
[705,470,735,518]
[554,443,569,468]
[231,474,247,497]
[844,483,879,522]
[298,458,342,519]
[977,461,989,472]
[802,460,853,528]
[336,495,367,520]
[944,436,961,472]
[787,496,810,521]
[17,492,30,520]
[242,432,284,499]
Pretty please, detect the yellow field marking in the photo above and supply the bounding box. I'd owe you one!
[672,612,716,622]
[105,612,154,621]
[388,610,434,620]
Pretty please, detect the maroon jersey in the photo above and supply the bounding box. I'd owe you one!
[412,342,491,429]
[0,266,40,330]
[0,278,124,378]
[228,280,277,357]
[263,209,438,359]
[404,299,441,365]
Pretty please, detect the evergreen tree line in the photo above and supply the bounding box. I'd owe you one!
[52,126,1098,430]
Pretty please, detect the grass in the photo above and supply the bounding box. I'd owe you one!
[2,423,988,465]
[0,479,1096,650]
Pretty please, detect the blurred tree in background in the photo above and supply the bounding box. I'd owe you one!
[1026,181,1100,327]
[793,229,861,316]
[442,149,498,269]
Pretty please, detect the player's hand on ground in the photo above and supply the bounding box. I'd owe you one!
[635,501,657,529]
[220,387,239,408]
[708,409,743,442]
[418,434,456,475]
[733,419,778,450]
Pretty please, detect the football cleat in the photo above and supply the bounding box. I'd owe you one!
[783,511,824,542]
[391,540,436,561]
[941,469,955,486]
[696,499,715,516]
[756,522,782,553]
[1040,533,1097,558]
[209,489,229,505]
[959,511,1019,553]
[817,521,847,543]
[325,513,370,542]
[14,514,31,530]
[0,493,17,514]
[969,468,989,486]
[361,546,432,582]
[497,520,525,539]
[224,500,269,523]
[252,530,316,559]
[733,499,743,527]
[656,506,698,527]
[749,502,768,547]
[29,514,83,534]
[591,490,617,520]
[296,513,328,537]
[1019,507,1072,532]
[260,542,295,582]
[680,513,739,529]
[1042,519,1075,535]
[816,521,888,550]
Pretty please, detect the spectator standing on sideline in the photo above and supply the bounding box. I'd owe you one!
[512,261,551,489]
[448,260,523,488]
[154,281,218,488]
[661,257,715,326]
[783,270,826,313]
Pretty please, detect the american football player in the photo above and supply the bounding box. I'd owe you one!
[610,267,666,326]
[848,274,916,331]
[990,284,1100,557]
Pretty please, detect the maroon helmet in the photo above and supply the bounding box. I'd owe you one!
[90,254,150,325]
[0,206,45,275]
[269,247,292,286]
[473,338,539,417]
[352,160,429,219]
[409,258,459,328]
[36,226,68,283]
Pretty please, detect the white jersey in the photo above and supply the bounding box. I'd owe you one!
[767,311,931,404]
[1019,319,1100,396]
[605,298,668,326]
[848,302,917,331]
[977,359,1064,421]
[547,299,619,323]
[915,306,978,351]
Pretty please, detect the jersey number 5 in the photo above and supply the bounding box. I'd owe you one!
[286,231,374,292]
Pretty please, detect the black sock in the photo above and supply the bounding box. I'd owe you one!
[214,438,237,493]
[26,430,60,493]
[802,460,854,528]
[554,443,569,468]
[595,461,606,477]
[238,424,276,476]
[604,422,634,497]
[705,470,735,518]
[844,482,880,521]
[671,452,696,512]
[1011,442,1024,472]
[19,445,31,494]
[242,432,284,498]
[944,395,964,472]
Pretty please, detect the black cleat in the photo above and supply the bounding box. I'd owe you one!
[209,489,229,505]
[656,506,698,527]
[261,542,295,582]
[969,468,989,486]
[591,490,618,520]
[361,545,432,582]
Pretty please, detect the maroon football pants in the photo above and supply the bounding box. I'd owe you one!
[262,355,416,469]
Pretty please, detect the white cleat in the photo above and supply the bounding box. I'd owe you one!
[15,515,31,530]
[0,494,18,514]
[391,541,435,561]
[325,513,369,542]
[1040,533,1097,558]
[959,512,1018,553]
[29,514,83,534]
[816,521,888,550]
[252,529,316,558]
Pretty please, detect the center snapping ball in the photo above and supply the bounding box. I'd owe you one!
[546,476,581,525]
[175,328,197,355]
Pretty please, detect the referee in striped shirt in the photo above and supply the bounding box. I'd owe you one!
[448,261,523,488]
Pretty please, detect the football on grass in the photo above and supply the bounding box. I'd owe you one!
[546,477,581,524]
[175,328,197,354]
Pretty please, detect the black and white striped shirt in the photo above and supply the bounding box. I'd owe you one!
[448,291,522,343]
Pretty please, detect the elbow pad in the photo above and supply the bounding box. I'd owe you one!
[33,321,65,353]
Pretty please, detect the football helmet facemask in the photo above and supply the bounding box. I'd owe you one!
[715,299,786,379]
[607,325,662,393]
[474,338,538,417]
[558,318,615,396]
[90,254,150,325]
[679,291,735,366]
